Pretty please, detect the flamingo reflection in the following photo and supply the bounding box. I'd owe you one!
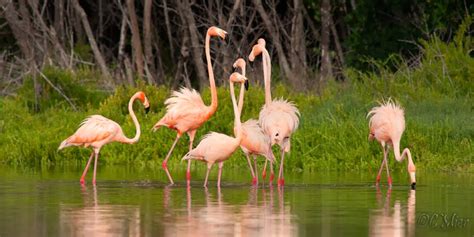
[59,185,141,236]
[164,187,297,237]
[369,188,416,237]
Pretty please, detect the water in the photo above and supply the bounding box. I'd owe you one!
[0,166,472,237]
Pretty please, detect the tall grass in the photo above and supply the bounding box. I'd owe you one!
[0,23,472,173]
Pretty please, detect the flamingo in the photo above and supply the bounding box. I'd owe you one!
[248,39,300,186]
[182,72,263,187]
[233,58,275,185]
[58,91,150,185]
[367,100,417,189]
[152,26,227,185]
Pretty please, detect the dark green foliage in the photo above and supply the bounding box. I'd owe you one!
[343,0,472,69]
[17,67,107,112]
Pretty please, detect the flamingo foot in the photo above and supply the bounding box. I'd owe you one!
[92,180,96,186]
[376,175,381,183]
[262,171,267,180]
[278,178,285,186]
[388,176,393,188]
[80,178,85,185]
[252,177,257,185]
[162,161,174,184]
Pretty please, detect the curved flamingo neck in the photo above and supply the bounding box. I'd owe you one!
[262,48,272,105]
[121,95,141,144]
[393,141,414,165]
[393,140,416,183]
[230,81,242,143]
[205,33,218,114]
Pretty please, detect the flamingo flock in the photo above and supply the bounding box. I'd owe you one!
[59,26,417,190]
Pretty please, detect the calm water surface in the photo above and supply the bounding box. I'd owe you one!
[0,166,472,237]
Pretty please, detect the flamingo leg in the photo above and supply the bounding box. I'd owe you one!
[246,153,257,185]
[80,151,95,184]
[376,145,388,185]
[376,158,386,185]
[269,160,275,184]
[252,155,259,185]
[203,163,213,188]
[92,150,99,185]
[186,130,196,185]
[217,161,224,188]
[162,134,181,184]
[384,146,392,188]
[262,159,268,180]
[278,149,286,186]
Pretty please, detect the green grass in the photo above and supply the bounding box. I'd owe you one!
[0,26,472,173]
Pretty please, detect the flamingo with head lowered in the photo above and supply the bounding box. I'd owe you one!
[367,100,417,189]
[233,58,275,185]
[182,72,260,188]
[248,39,300,186]
[58,91,150,185]
[152,26,227,185]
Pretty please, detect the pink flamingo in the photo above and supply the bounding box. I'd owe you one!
[367,100,417,189]
[182,72,260,187]
[58,91,150,185]
[248,39,300,186]
[152,26,227,185]
[233,58,275,185]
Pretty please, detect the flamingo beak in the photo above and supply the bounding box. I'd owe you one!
[145,106,150,114]
[244,79,249,91]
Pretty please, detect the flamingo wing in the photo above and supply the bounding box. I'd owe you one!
[185,132,239,163]
[59,115,121,149]
[367,101,405,142]
[154,87,208,131]
[240,119,272,156]
[259,99,300,137]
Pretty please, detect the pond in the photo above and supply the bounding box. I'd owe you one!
[0,166,472,236]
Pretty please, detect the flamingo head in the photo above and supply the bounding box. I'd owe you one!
[207,26,227,40]
[229,72,249,90]
[248,45,262,62]
[248,38,266,62]
[233,58,246,72]
[136,91,150,113]
[182,153,204,161]
[408,163,416,189]
[269,128,290,148]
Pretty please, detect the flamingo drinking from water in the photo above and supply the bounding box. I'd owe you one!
[233,58,275,185]
[58,91,150,185]
[182,72,262,187]
[248,39,300,186]
[152,26,227,185]
[367,100,417,189]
